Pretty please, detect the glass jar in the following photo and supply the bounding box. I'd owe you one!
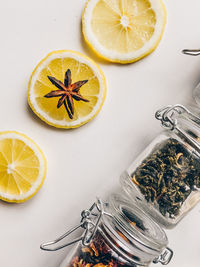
[121,104,200,228]
[41,195,173,267]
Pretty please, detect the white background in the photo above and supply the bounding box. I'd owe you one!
[0,0,200,266]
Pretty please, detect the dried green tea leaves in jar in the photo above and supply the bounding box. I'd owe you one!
[132,138,200,218]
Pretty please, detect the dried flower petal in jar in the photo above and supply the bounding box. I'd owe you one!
[66,230,134,267]
[121,105,200,228]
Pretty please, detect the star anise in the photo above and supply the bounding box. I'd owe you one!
[44,69,89,119]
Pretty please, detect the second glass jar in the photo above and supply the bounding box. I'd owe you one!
[121,105,200,228]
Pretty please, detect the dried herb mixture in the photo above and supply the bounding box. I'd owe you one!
[132,138,200,218]
[69,231,133,267]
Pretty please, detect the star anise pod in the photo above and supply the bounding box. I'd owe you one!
[44,69,89,119]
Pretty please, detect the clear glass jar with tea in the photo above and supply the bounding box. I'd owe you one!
[121,105,200,228]
[41,195,173,267]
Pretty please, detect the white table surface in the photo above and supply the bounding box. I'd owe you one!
[0,0,200,266]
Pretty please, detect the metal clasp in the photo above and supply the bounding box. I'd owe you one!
[155,105,181,130]
[153,247,173,265]
[182,49,200,56]
[156,104,200,156]
[40,198,110,251]
[155,104,200,130]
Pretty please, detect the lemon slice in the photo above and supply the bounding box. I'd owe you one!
[0,131,46,203]
[82,0,166,63]
[28,50,106,128]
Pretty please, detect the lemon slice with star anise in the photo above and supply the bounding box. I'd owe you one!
[28,50,106,128]
[82,0,166,64]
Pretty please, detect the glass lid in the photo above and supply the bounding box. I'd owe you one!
[105,194,168,252]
